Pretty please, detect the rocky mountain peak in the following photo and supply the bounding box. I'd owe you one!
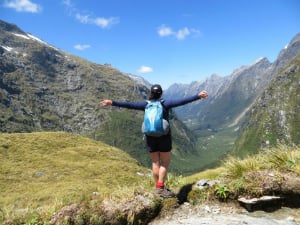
[274,33,300,70]
[0,20,26,35]
[288,32,300,46]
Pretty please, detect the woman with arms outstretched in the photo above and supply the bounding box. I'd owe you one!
[100,84,208,198]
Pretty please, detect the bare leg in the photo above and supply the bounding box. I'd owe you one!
[150,151,171,184]
[158,152,171,183]
[150,152,160,183]
[150,151,174,198]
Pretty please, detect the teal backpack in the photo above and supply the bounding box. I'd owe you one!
[141,100,169,137]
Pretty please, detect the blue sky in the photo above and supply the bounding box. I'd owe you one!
[1,0,300,89]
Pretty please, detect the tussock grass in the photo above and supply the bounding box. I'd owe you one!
[0,132,152,223]
[185,145,300,202]
[222,145,300,179]
[264,145,300,172]
[222,155,261,179]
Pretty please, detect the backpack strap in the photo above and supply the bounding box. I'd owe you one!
[159,99,169,121]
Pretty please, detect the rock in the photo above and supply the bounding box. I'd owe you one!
[195,179,220,189]
[33,171,46,177]
[238,196,283,212]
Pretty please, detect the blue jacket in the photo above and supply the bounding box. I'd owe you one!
[112,94,201,110]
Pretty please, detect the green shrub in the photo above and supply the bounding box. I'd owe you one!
[215,183,230,201]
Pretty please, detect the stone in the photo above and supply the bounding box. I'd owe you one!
[238,196,283,212]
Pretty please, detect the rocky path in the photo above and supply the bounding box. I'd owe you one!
[149,202,300,225]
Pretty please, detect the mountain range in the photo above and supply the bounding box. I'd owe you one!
[164,33,300,163]
[0,19,299,174]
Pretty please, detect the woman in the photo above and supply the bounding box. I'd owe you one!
[100,84,208,198]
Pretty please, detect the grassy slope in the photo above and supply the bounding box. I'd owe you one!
[0,132,152,222]
[1,132,299,224]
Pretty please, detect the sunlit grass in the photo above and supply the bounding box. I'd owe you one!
[185,145,300,202]
[221,145,300,179]
[1,132,299,223]
[263,145,300,173]
[222,155,261,179]
[186,167,224,184]
[0,132,152,223]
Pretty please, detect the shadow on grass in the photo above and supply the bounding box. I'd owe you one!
[176,183,195,204]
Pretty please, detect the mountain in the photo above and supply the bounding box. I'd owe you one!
[0,20,198,173]
[165,74,229,124]
[166,33,300,131]
[165,33,300,164]
[199,57,273,130]
[232,53,300,156]
[125,73,152,89]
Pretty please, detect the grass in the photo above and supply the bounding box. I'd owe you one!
[266,145,300,172]
[1,132,299,224]
[0,132,153,224]
[220,145,300,197]
[222,145,300,178]
[185,144,300,203]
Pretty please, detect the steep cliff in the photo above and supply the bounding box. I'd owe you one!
[232,54,300,156]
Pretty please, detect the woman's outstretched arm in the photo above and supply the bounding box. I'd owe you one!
[100,99,146,110]
[164,90,208,109]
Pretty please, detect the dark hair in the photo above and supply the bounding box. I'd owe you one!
[149,84,163,100]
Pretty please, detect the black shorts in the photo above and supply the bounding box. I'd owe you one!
[146,133,172,152]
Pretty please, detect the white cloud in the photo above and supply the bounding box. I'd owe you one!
[94,17,119,29]
[4,0,42,13]
[157,25,174,37]
[76,13,119,29]
[75,13,90,24]
[74,44,91,50]
[138,66,153,73]
[176,27,190,40]
[63,0,119,29]
[158,24,200,40]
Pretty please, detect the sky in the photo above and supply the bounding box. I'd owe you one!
[1,0,300,89]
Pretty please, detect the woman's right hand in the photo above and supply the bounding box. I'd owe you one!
[100,99,112,106]
[198,90,208,99]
